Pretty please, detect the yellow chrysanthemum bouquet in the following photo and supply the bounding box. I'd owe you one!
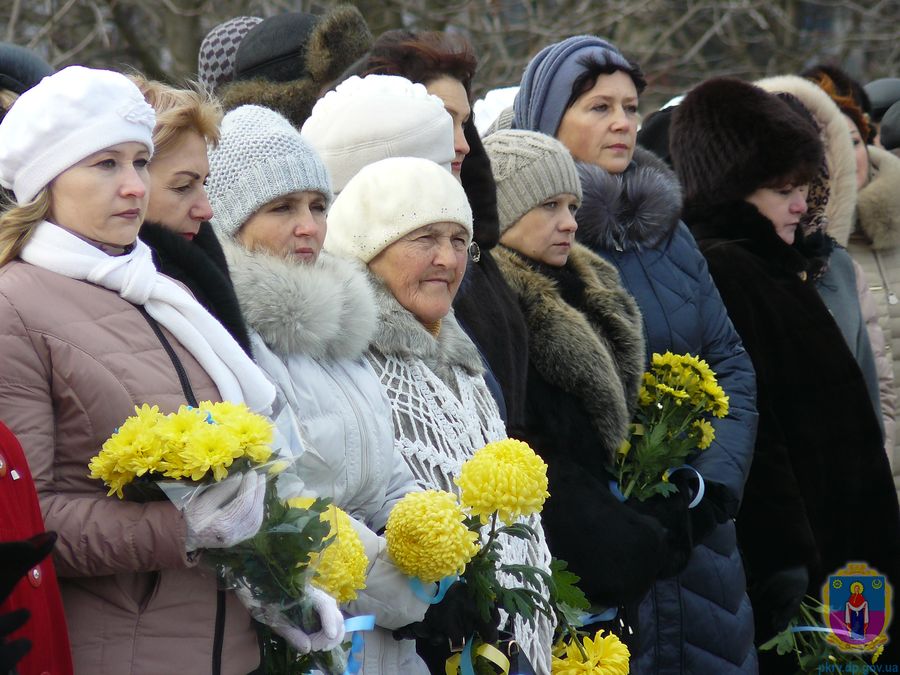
[89,402,367,674]
[387,439,600,672]
[614,352,729,502]
[551,630,631,675]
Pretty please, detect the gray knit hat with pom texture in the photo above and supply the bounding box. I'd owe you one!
[207,104,332,239]
[483,129,582,233]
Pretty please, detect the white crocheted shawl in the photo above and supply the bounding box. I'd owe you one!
[367,277,555,674]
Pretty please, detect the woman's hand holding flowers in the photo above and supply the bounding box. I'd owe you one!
[235,583,345,653]
[182,471,267,550]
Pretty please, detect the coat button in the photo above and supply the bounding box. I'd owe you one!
[28,565,42,587]
[0,453,6,478]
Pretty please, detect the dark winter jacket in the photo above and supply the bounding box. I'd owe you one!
[139,221,252,355]
[575,148,758,674]
[493,244,669,612]
[454,118,530,430]
[688,199,900,670]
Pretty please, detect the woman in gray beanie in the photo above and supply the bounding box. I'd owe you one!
[514,36,758,674]
[206,104,430,674]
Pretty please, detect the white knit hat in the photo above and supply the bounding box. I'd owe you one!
[325,157,473,264]
[0,65,155,204]
[300,75,454,193]
[207,104,332,240]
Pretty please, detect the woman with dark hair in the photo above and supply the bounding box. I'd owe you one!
[360,30,531,432]
[670,77,900,671]
[514,36,758,673]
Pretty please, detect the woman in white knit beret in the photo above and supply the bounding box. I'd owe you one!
[206,103,432,675]
[325,156,555,674]
[0,66,283,675]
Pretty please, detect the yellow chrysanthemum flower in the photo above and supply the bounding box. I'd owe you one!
[287,497,369,603]
[199,401,274,465]
[173,424,242,481]
[455,438,550,525]
[692,419,715,450]
[89,406,166,497]
[551,631,630,675]
[385,490,480,583]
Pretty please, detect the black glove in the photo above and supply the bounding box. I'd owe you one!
[0,532,57,672]
[751,565,809,637]
[393,581,500,647]
[688,479,736,545]
[627,472,693,578]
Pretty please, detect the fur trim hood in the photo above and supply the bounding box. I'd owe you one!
[494,244,645,462]
[222,241,377,360]
[574,146,682,251]
[858,145,900,250]
[756,75,858,246]
[219,5,371,128]
[367,270,484,380]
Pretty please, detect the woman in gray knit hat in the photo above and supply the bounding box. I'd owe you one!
[206,103,431,674]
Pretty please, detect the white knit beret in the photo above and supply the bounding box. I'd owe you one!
[300,75,454,193]
[325,157,473,264]
[207,104,332,240]
[483,130,582,234]
[0,65,155,204]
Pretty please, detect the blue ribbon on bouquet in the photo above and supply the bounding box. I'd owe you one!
[343,614,375,675]
[410,575,457,604]
[610,465,706,509]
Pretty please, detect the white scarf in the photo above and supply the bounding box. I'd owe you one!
[20,221,275,412]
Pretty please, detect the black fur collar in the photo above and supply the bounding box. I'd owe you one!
[139,221,252,354]
[685,201,811,278]
[574,146,683,251]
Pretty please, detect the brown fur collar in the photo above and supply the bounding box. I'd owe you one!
[858,146,900,250]
[494,244,645,462]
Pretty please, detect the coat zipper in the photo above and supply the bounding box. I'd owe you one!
[136,306,226,675]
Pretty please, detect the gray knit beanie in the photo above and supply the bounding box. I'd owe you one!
[198,16,262,93]
[207,104,332,239]
[483,130,582,233]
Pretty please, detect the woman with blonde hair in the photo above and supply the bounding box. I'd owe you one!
[132,75,251,352]
[0,65,332,674]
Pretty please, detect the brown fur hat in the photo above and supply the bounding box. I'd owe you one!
[219,5,372,128]
[670,77,823,211]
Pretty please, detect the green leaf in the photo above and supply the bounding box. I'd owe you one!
[549,558,590,611]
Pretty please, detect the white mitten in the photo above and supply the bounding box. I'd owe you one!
[234,585,345,653]
[183,472,266,550]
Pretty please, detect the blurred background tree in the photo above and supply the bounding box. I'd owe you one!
[3,0,897,111]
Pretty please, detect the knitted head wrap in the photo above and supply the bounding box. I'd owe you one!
[197,16,262,93]
[207,104,331,240]
[325,157,472,264]
[0,65,155,204]
[513,35,636,136]
[483,130,581,233]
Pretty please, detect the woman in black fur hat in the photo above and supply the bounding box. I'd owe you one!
[671,77,900,671]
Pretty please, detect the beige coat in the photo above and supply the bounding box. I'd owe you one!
[0,260,259,675]
[847,145,900,498]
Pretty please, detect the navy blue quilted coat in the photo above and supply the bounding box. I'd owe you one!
[575,149,759,674]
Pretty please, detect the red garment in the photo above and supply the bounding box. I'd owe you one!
[848,592,866,610]
[0,421,73,675]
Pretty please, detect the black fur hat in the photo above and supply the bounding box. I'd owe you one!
[670,77,823,211]
[220,5,372,128]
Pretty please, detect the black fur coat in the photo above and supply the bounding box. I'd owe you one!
[139,221,252,355]
[688,200,900,658]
